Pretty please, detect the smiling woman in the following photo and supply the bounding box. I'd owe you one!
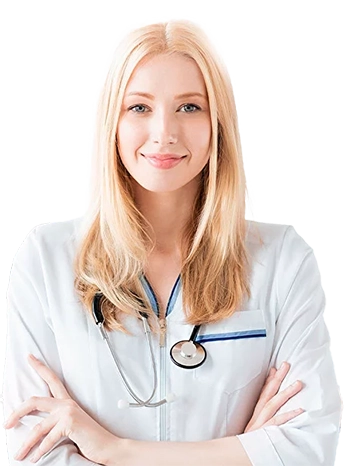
[117,53,211,196]
[2,19,341,466]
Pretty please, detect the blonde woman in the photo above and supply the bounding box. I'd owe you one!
[2,20,341,465]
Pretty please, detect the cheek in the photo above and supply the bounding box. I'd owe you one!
[117,119,145,152]
[186,119,211,154]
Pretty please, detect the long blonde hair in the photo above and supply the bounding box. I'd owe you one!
[74,19,255,333]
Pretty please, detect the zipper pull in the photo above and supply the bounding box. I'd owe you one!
[159,318,166,347]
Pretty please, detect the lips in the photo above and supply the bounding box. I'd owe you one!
[142,153,186,169]
[142,153,186,160]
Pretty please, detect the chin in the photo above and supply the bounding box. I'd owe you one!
[134,180,187,194]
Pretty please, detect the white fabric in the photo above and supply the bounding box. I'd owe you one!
[1,217,341,465]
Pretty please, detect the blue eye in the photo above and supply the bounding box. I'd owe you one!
[129,105,148,113]
[128,103,201,113]
[180,104,201,113]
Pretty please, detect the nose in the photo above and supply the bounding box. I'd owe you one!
[150,110,178,145]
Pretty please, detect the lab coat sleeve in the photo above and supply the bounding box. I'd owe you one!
[2,227,99,465]
[236,226,342,466]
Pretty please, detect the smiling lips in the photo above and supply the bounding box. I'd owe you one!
[142,153,186,169]
[143,153,186,160]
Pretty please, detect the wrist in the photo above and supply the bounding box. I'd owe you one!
[103,435,133,466]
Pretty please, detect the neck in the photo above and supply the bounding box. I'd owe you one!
[132,179,200,255]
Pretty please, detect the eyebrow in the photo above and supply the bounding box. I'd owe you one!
[125,91,207,100]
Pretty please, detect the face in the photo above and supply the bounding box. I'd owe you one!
[116,53,211,194]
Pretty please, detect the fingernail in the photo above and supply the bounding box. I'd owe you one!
[14,448,23,460]
[30,452,40,463]
[294,408,304,414]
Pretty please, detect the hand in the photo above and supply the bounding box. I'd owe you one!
[3,354,121,464]
[244,361,304,433]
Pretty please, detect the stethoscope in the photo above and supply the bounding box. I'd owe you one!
[92,292,207,409]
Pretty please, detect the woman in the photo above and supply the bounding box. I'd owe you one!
[2,20,341,465]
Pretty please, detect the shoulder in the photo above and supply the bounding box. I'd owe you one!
[32,216,83,246]
[246,219,287,245]
[12,216,84,269]
[246,218,299,246]
[246,219,313,261]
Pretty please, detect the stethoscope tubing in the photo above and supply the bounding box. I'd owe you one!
[92,292,206,407]
[94,294,163,407]
[99,319,161,406]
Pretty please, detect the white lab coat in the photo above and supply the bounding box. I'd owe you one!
[2,217,342,465]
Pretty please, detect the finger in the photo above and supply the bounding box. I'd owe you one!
[263,362,290,391]
[265,408,305,427]
[258,380,303,425]
[245,362,294,429]
[273,361,291,383]
[29,422,65,463]
[258,362,291,402]
[4,396,58,428]
[246,363,290,426]
[28,355,70,399]
[13,416,56,461]
[264,367,277,384]
[270,380,303,413]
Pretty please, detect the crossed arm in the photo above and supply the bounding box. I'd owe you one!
[4,358,251,466]
[4,357,301,465]
[109,436,251,466]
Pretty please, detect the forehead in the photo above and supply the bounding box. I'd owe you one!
[124,53,207,96]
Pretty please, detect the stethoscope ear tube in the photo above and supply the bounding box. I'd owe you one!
[92,292,104,324]
[92,292,109,340]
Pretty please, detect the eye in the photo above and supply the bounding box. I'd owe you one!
[179,103,201,113]
[128,104,149,113]
[127,103,201,113]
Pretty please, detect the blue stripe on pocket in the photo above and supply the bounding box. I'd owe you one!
[195,329,267,343]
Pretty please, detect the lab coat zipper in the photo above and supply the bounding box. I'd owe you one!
[159,318,167,441]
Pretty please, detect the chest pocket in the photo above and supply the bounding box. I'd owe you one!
[193,309,267,394]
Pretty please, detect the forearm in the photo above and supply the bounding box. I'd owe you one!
[105,436,252,466]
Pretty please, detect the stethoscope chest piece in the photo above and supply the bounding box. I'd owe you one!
[170,339,207,369]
